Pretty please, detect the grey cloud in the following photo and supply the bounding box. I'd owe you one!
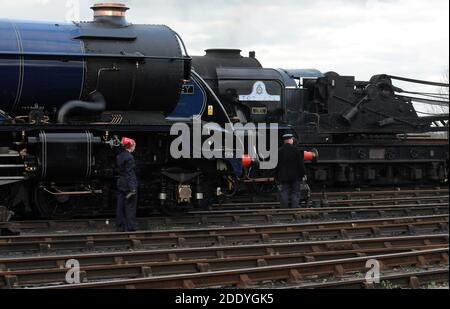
[0,0,448,87]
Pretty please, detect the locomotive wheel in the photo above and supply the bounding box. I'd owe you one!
[33,188,80,219]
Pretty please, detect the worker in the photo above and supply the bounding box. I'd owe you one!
[276,134,306,208]
[116,137,138,232]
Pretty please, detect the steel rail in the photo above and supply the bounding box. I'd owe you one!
[1,236,448,288]
[228,187,449,203]
[1,215,448,256]
[14,202,449,233]
[197,201,449,215]
[278,268,449,289]
[214,195,449,210]
[1,234,446,271]
[34,248,449,289]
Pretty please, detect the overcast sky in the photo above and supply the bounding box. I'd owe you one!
[0,0,449,87]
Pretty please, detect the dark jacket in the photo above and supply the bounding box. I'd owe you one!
[117,150,138,193]
[276,144,306,183]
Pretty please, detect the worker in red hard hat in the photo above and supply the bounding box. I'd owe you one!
[116,137,138,232]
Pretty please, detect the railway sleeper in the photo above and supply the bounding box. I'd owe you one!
[287,268,449,289]
[141,266,152,278]
[1,245,448,288]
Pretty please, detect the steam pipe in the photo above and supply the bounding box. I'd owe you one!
[57,92,106,123]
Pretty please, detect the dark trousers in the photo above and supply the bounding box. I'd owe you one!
[280,181,301,208]
[116,191,138,232]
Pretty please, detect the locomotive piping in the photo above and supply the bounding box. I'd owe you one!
[11,21,24,113]
[388,75,450,88]
[57,92,106,123]
[172,30,190,57]
[85,131,92,178]
[169,29,192,81]
[78,40,87,101]
[39,131,47,179]
[397,95,449,107]
[0,51,189,62]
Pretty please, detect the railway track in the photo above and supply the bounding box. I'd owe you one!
[277,267,449,289]
[227,187,448,205]
[13,200,449,234]
[33,248,449,289]
[309,187,448,200]
[214,195,449,210]
[4,187,447,234]
[1,215,447,256]
[0,187,447,289]
[1,235,447,288]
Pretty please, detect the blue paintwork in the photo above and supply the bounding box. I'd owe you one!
[168,75,244,176]
[0,19,84,115]
[0,110,10,123]
[167,76,206,120]
[276,69,324,88]
[284,69,324,79]
[0,20,20,112]
[226,158,243,177]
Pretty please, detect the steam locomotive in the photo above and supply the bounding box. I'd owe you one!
[0,4,243,217]
[0,4,448,218]
[191,49,449,194]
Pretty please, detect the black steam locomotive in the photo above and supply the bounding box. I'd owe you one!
[0,4,448,218]
[191,49,449,194]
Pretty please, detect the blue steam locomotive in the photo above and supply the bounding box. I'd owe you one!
[0,3,247,217]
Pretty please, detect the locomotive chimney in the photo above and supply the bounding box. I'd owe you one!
[91,3,129,26]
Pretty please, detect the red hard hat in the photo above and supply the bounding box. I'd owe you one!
[242,154,252,169]
[121,137,136,149]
